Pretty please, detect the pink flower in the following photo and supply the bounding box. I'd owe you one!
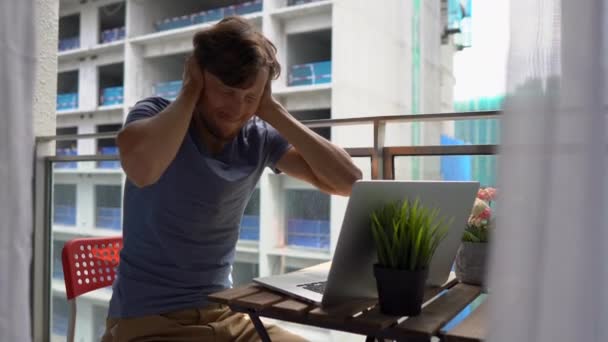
[478,207,492,220]
[477,188,491,200]
[485,187,497,200]
[471,198,489,217]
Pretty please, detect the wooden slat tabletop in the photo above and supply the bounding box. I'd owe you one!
[349,283,456,331]
[393,284,482,338]
[208,278,482,340]
[246,294,381,336]
[233,291,285,310]
[350,306,401,330]
[207,284,262,304]
[307,297,378,323]
[443,299,487,342]
[265,299,313,317]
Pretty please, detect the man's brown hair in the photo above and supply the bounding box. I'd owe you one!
[192,16,281,88]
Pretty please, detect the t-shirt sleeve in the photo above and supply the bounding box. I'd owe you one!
[264,121,292,174]
[124,97,171,126]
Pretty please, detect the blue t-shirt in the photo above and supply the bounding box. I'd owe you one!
[108,97,291,317]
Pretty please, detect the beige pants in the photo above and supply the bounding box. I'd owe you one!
[101,303,307,342]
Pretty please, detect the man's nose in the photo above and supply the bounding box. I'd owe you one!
[229,98,247,115]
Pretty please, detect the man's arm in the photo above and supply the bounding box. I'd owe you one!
[117,57,204,188]
[258,85,362,196]
[274,146,347,195]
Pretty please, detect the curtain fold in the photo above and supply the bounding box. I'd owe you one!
[489,0,608,341]
[0,0,36,341]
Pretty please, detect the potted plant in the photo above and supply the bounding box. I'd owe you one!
[455,187,497,287]
[370,198,452,316]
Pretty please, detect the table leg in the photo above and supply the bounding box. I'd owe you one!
[248,311,272,342]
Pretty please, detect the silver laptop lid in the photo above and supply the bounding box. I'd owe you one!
[322,180,478,306]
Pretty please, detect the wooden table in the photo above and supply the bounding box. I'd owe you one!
[208,277,487,342]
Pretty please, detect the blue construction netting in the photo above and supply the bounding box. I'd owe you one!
[452,96,503,187]
[440,135,472,182]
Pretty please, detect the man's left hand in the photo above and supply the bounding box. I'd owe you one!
[256,79,282,122]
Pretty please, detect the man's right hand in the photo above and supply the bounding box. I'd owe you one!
[182,55,205,96]
[116,55,206,188]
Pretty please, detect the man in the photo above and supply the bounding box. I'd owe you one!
[102,16,362,341]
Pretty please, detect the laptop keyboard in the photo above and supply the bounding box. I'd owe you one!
[297,281,327,294]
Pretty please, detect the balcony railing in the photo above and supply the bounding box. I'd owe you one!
[32,110,500,341]
[39,110,498,176]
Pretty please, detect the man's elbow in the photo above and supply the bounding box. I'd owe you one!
[116,126,130,150]
[346,164,363,186]
[352,166,363,183]
[119,155,158,188]
[334,167,363,196]
[120,145,165,187]
[128,170,159,188]
[117,136,160,188]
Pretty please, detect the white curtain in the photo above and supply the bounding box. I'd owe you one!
[489,0,608,341]
[0,0,36,341]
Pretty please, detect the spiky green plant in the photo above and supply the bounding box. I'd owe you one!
[370,198,453,271]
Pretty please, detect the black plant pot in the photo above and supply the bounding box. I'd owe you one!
[373,264,429,316]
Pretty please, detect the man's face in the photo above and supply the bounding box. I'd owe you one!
[194,68,268,141]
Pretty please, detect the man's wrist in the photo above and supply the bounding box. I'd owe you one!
[259,100,282,122]
[177,82,202,106]
[181,81,201,96]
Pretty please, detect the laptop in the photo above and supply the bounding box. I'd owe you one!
[253,180,479,307]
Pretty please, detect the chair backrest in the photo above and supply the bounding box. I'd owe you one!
[61,236,123,300]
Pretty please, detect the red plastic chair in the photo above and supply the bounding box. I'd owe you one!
[61,237,123,342]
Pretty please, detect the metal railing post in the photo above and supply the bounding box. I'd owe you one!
[32,155,52,342]
[373,121,386,180]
